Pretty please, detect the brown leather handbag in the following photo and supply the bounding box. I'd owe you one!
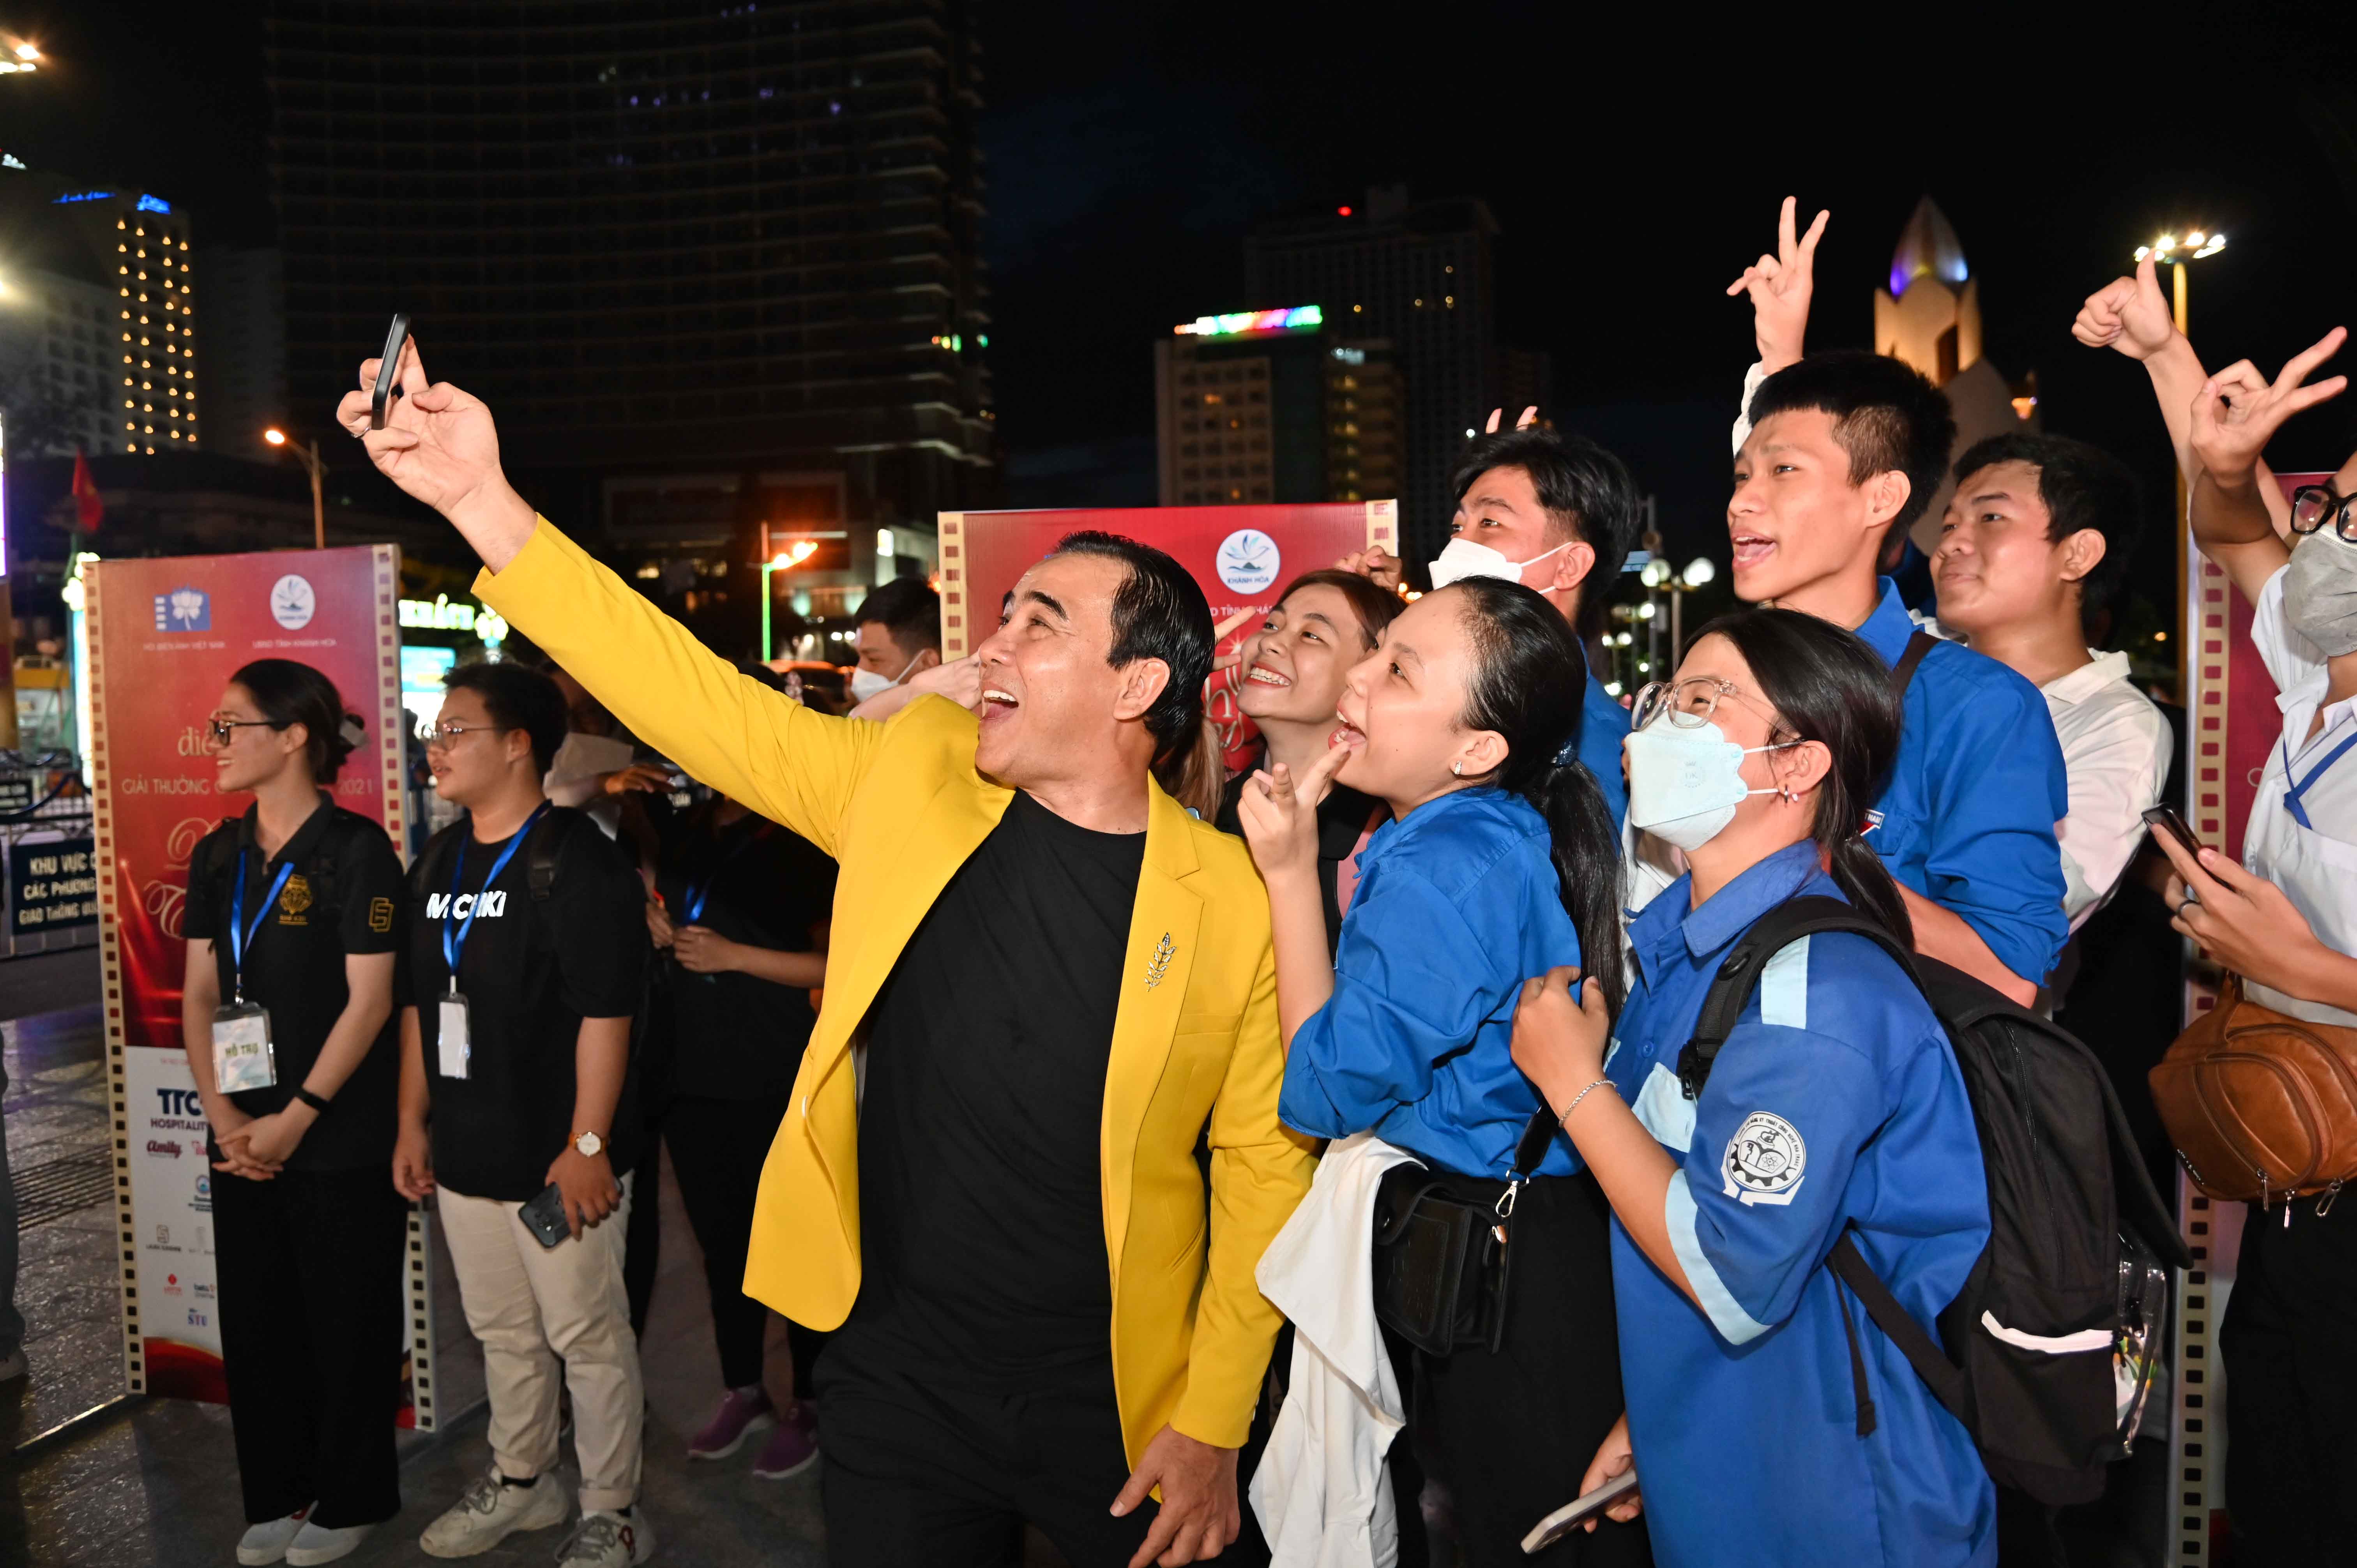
[2149,976,2357,1213]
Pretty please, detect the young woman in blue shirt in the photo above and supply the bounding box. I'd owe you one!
[1237,575,1641,1566]
[1510,607,1995,1568]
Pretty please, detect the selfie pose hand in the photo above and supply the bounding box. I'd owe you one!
[1727,196,1828,374]
[337,338,537,569]
[1110,1423,1241,1568]
[1233,742,1355,882]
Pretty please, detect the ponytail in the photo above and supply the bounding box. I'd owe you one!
[1525,758,1628,1020]
[1154,715,1226,821]
[1828,835,1913,951]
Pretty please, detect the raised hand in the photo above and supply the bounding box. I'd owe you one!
[2071,258,2177,362]
[1726,196,1828,374]
[1482,406,1540,434]
[334,337,537,569]
[1234,740,1355,882]
[1333,544,1403,591]
[2189,327,2348,485]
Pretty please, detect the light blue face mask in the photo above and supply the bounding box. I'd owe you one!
[1622,715,1797,851]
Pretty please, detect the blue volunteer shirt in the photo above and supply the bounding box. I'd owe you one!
[1281,787,1583,1177]
[1856,577,2069,983]
[1606,841,1994,1568]
[1579,670,1631,826]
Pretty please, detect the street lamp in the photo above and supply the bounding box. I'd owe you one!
[2131,228,2226,694]
[758,540,819,661]
[264,427,326,550]
[1660,556,1717,666]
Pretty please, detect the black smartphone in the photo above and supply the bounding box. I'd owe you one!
[371,313,412,429]
[1521,1467,1640,1553]
[2141,805,2201,860]
[519,1182,570,1249]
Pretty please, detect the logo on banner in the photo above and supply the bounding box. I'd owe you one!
[1215,529,1280,594]
[269,574,318,630]
[154,586,210,632]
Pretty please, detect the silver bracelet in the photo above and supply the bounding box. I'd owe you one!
[1558,1077,1618,1122]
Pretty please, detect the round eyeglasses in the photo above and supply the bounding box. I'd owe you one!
[1629,675,1781,733]
[2290,486,2357,546]
[423,720,510,747]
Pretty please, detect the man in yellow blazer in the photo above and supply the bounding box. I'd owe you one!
[340,345,1316,1568]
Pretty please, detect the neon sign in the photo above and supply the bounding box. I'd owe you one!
[1173,305,1322,338]
[53,190,112,204]
[136,194,173,214]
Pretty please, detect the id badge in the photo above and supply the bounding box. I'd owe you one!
[211,1003,277,1094]
[438,992,472,1080]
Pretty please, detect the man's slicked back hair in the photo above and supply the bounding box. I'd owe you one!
[1451,426,1641,641]
[1746,349,1957,535]
[1045,531,1214,757]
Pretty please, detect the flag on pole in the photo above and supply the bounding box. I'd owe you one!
[71,448,102,533]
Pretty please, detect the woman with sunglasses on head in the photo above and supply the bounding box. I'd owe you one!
[1215,569,1403,950]
[180,660,409,1568]
[1238,576,1641,1566]
[1508,609,1994,1568]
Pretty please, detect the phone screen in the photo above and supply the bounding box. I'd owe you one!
[2141,805,2200,858]
[371,313,412,429]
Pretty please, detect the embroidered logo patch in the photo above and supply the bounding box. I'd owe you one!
[1723,1111,1807,1206]
[368,897,395,933]
[277,875,313,923]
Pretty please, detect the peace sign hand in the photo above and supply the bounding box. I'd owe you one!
[2188,327,2348,487]
[1234,738,1357,882]
[1726,196,1828,375]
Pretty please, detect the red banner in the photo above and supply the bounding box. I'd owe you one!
[87,546,405,1401]
[938,501,1396,770]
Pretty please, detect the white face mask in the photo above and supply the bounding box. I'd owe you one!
[1427,536,1571,592]
[848,651,919,704]
[1622,715,1798,851]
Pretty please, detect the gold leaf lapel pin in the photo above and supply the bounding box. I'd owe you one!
[1144,931,1175,991]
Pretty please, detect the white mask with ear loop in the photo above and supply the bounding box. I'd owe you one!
[1622,715,1802,851]
[1427,537,1571,591]
[848,651,920,705]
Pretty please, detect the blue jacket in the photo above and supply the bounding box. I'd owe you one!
[1857,578,2069,983]
[1606,840,1995,1568]
[1281,788,1584,1177]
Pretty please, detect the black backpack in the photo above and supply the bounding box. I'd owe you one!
[1678,894,2191,1506]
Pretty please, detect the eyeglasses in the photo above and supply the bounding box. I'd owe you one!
[1630,675,1782,733]
[424,720,509,747]
[207,716,280,746]
[2289,486,2357,545]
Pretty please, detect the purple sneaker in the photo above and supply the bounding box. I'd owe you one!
[752,1401,819,1480]
[687,1388,775,1460]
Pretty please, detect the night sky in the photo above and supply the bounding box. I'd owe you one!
[8,0,2357,618]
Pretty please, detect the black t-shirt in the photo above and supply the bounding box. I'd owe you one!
[654,808,837,1102]
[182,799,406,1172]
[850,789,1145,1379]
[405,808,650,1201]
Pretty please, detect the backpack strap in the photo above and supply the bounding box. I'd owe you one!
[1891,628,1939,696]
[1675,895,1917,1100]
[1829,1231,1972,1429]
[527,808,577,901]
[411,821,467,903]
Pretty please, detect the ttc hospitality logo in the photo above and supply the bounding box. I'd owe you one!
[154,586,210,633]
[1215,529,1280,595]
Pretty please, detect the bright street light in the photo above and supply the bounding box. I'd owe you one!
[263,428,287,447]
[1680,557,1716,589]
[759,540,822,659]
[263,426,326,549]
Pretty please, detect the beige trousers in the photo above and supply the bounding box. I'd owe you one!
[436,1175,644,1513]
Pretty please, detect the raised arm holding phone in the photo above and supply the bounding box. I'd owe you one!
[341,337,1316,1568]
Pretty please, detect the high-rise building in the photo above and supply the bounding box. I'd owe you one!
[264,0,992,653]
[1247,186,1498,561]
[1154,305,1401,509]
[0,173,201,457]
[196,248,288,461]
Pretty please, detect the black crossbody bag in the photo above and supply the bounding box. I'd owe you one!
[1371,1109,1558,1357]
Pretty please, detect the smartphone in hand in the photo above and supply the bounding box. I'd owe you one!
[1521,1467,1640,1553]
[519,1182,570,1249]
[2141,805,2201,861]
[372,313,412,429]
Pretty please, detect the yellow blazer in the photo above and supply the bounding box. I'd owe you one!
[477,520,1317,1459]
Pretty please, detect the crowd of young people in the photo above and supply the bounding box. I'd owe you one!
[170,193,2356,1568]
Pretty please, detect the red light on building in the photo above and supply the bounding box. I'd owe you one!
[1337,205,1353,217]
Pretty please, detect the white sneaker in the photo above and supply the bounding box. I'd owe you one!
[420,1470,569,1558]
[555,1508,654,1567]
[237,1507,312,1566]
[284,1520,374,1566]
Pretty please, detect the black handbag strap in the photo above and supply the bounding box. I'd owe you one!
[1891,628,1939,696]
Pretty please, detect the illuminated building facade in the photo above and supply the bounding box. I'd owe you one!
[1247,188,1498,560]
[0,176,199,457]
[265,0,994,646]
[1154,306,1401,509]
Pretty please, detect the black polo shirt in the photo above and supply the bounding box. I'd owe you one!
[653,808,837,1102]
[405,807,650,1202]
[182,798,406,1172]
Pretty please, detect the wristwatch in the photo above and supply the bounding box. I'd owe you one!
[571,1130,604,1158]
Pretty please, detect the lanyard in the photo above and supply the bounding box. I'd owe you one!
[682,820,760,924]
[228,848,297,1004]
[2281,727,2357,830]
[442,803,549,992]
